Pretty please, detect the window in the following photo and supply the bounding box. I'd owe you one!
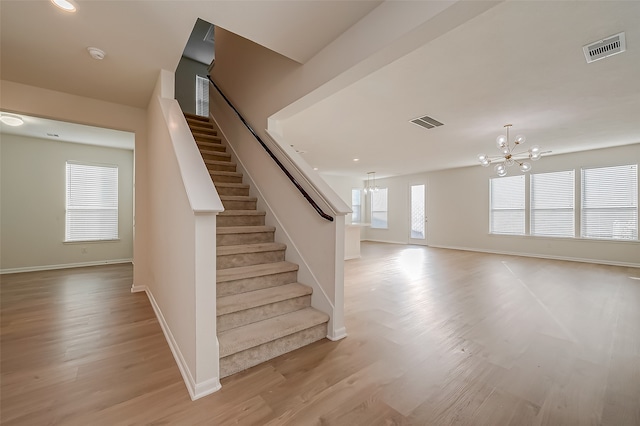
[490,175,525,235]
[351,189,362,223]
[410,184,425,239]
[66,162,119,242]
[581,164,638,240]
[370,188,388,229]
[531,170,575,237]
[195,75,209,117]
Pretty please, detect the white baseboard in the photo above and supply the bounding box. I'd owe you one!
[0,259,133,275]
[361,239,407,245]
[427,244,640,268]
[138,286,221,400]
[327,327,347,341]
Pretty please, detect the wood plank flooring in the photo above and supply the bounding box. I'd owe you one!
[1,243,639,425]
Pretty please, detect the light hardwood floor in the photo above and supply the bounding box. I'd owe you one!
[1,243,639,425]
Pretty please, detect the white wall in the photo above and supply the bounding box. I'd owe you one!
[0,80,149,283]
[139,70,222,400]
[0,134,133,272]
[175,56,209,115]
[359,144,639,267]
[320,174,365,226]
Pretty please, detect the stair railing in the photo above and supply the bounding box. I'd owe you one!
[207,75,334,222]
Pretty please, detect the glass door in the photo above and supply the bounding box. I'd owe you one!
[409,184,427,245]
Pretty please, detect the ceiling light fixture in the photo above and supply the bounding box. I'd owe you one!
[87,47,106,60]
[363,172,379,194]
[0,114,24,127]
[51,0,76,12]
[477,124,542,176]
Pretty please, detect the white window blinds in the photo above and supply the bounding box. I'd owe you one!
[195,75,209,117]
[531,170,575,237]
[351,189,362,223]
[581,164,638,240]
[490,175,525,235]
[371,188,388,229]
[66,162,119,242]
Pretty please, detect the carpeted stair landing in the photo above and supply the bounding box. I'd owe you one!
[184,112,329,378]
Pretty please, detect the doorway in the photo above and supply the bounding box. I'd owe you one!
[409,183,427,245]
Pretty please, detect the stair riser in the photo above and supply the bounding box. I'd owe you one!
[201,152,231,162]
[217,271,298,297]
[207,163,237,173]
[217,215,265,227]
[186,119,211,128]
[197,143,226,153]
[217,230,273,246]
[217,250,286,270]
[216,186,250,197]
[194,135,222,144]
[189,126,217,135]
[210,174,243,184]
[219,323,327,378]
[220,199,257,210]
[217,295,311,333]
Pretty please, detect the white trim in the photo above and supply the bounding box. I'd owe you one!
[327,327,347,341]
[361,238,407,245]
[136,285,221,401]
[0,258,132,275]
[427,243,640,269]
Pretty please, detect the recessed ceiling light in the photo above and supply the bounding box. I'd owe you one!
[313,167,318,171]
[0,114,24,126]
[51,0,77,12]
[353,158,360,162]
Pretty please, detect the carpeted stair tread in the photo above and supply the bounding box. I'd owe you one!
[217,242,286,256]
[205,158,235,166]
[219,195,257,202]
[217,283,312,316]
[218,307,329,357]
[216,261,299,283]
[184,112,209,122]
[193,132,220,141]
[215,182,250,189]
[219,210,265,216]
[196,140,223,149]
[217,225,274,234]
[199,149,230,158]
[210,170,242,178]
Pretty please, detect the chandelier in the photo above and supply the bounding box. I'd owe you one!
[477,124,542,176]
[363,171,379,194]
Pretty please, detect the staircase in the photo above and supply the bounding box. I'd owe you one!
[183,112,329,378]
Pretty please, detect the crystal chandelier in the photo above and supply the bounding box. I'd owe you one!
[363,171,379,194]
[477,124,542,177]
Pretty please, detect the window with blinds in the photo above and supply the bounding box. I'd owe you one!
[531,170,575,237]
[371,188,388,229]
[195,75,209,117]
[581,164,638,240]
[351,189,362,223]
[65,162,119,242]
[490,175,525,235]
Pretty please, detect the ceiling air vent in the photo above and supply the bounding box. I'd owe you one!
[583,32,626,63]
[410,115,444,130]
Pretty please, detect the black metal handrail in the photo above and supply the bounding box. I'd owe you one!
[207,75,334,222]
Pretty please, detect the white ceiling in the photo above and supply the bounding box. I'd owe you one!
[0,0,381,108]
[1,1,639,179]
[282,1,640,177]
[0,112,135,150]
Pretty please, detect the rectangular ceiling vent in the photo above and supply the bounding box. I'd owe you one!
[583,32,626,63]
[410,115,444,130]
